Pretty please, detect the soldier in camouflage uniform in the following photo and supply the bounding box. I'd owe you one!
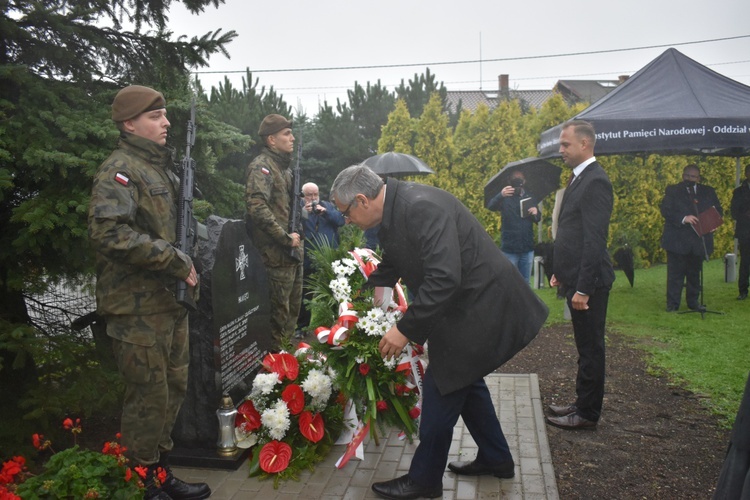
[245,114,303,344]
[88,85,210,500]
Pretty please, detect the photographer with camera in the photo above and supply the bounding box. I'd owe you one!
[296,182,346,336]
[487,171,541,284]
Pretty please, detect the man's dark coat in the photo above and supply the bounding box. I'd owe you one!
[368,179,549,395]
[731,180,750,244]
[553,162,615,294]
[660,181,723,257]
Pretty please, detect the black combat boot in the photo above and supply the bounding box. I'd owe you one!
[158,453,211,500]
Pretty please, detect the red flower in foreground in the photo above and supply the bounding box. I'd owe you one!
[62,418,74,430]
[31,434,44,450]
[0,456,26,485]
[134,465,148,480]
[236,400,262,432]
[262,353,299,381]
[376,400,388,412]
[298,411,325,443]
[281,384,305,415]
[408,407,421,419]
[156,467,167,485]
[358,363,370,376]
[258,441,292,473]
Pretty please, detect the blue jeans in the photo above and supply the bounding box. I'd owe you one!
[503,250,534,283]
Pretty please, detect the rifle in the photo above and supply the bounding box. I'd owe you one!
[175,98,205,311]
[288,135,303,260]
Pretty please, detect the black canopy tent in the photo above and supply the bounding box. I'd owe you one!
[538,48,750,159]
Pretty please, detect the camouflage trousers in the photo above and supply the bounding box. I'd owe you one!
[265,262,303,344]
[107,310,189,466]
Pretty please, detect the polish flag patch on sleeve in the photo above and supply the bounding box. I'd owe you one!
[115,172,130,186]
[261,167,270,175]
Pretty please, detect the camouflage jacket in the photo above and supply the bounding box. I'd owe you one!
[245,147,302,267]
[88,132,193,316]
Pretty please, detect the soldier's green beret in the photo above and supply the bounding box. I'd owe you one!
[258,114,293,137]
[111,85,166,122]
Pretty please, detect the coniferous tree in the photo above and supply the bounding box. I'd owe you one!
[0,0,241,445]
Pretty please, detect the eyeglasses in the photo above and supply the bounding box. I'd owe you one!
[341,200,355,220]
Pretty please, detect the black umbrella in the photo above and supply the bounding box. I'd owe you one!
[363,152,435,177]
[613,245,635,287]
[484,157,562,208]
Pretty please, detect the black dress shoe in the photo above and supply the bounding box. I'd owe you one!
[738,293,748,300]
[448,458,515,479]
[161,472,211,500]
[371,474,442,499]
[548,404,577,417]
[665,306,678,312]
[546,413,597,430]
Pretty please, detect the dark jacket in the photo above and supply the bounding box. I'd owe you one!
[301,200,345,270]
[660,181,723,256]
[731,180,750,244]
[487,190,541,253]
[367,179,549,395]
[553,162,615,294]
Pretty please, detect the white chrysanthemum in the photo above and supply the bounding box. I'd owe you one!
[365,308,385,322]
[332,258,357,278]
[301,368,333,404]
[250,372,281,400]
[355,356,364,364]
[330,277,352,302]
[383,356,398,369]
[261,400,290,441]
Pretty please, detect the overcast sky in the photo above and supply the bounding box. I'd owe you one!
[167,0,750,117]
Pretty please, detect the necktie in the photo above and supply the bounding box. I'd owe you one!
[566,173,575,187]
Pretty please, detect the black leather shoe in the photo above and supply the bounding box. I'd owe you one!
[546,413,597,430]
[448,458,515,479]
[548,404,577,417]
[371,474,442,499]
[161,472,211,500]
[738,293,748,300]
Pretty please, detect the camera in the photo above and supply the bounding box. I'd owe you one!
[310,201,323,214]
[510,177,524,188]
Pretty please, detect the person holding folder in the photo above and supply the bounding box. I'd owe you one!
[660,164,723,312]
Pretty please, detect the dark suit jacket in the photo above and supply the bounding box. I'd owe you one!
[731,180,750,243]
[660,181,723,256]
[368,179,549,395]
[553,162,615,294]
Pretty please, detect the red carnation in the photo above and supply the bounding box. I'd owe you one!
[236,400,262,432]
[408,407,421,419]
[359,363,370,376]
[376,400,388,412]
[259,441,292,473]
[281,384,305,415]
[298,411,325,443]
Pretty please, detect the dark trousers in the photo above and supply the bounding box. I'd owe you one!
[408,369,512,487]
[566,286,610,422]
[666,251,703,309]
[739,240,750,295]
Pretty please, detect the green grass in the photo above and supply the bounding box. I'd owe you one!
[534,258,749,427]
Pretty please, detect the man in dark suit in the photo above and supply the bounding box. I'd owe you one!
[731,164,750,301]
[548,120,615,431]
[330,164,549,500]
[660,164,723,311]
